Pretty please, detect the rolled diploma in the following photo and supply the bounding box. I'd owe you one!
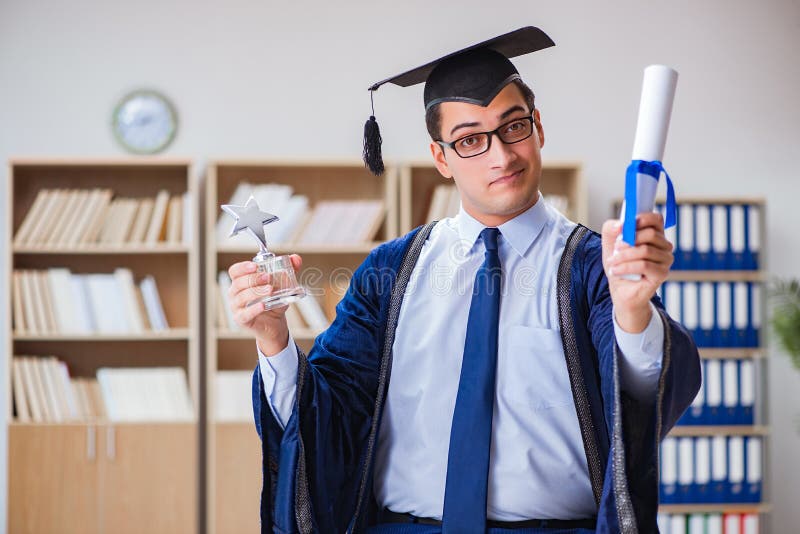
[618,65,678,280]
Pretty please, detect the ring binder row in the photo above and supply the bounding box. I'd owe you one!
[659,435,762,505]
[656,202,761,271]
[657,512,759,534]
[658,280,761,348]
[677,359,756,426]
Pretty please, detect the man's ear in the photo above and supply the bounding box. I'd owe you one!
[533,108,545,149]
[430,141,453,180]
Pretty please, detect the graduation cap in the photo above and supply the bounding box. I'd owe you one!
[363,26,555,176]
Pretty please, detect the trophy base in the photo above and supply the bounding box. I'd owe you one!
[259,286,307,312]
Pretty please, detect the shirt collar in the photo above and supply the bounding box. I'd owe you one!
[456,191,550,258]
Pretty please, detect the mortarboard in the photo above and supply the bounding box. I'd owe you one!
[363,26,555,176]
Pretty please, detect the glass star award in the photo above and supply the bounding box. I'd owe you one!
[221,195,306,311]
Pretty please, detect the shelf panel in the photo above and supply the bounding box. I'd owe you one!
[13,328,192,341]
[9,419,199,427]
[217,243,382,255]
[659,503,771,514]
[668,425,769,437]
[667,271,764,282]
[698,348,766,359]
[13,244,191,255]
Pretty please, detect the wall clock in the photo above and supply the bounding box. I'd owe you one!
[112,89,178,154]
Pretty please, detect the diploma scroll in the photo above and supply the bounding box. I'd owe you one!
[618,65,679,281]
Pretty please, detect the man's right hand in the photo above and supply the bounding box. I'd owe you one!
[227,254,303,356]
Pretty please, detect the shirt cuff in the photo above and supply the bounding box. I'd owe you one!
[613,302,664,401]
[257,334,299,394]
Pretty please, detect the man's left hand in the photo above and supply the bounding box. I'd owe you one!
[601,212,673,333]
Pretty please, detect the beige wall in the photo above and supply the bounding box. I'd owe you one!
[1,0,799,531]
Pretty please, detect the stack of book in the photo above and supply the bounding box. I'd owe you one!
[216,182,383,247]
[11,355,106,423]
[216,271,329,333]
[214,370,253,422]
[14,188,191,247]
[12,268,169,335]
[659,281,761,348]
[657,202,761,270]
[660,435,762,504]
[97,367,194,422]
[657,512,758,534]
[678,358,756,426]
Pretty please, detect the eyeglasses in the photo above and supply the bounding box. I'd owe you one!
[436,115,535,158]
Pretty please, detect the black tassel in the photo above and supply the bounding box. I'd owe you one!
[363,114,384,176]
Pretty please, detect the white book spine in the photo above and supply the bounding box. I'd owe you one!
[723,359,739,409]
[706,359,722,409]
[728,436,745,484]
[695,205,710,253]
[683,282,699,330]
[695,437,711,485]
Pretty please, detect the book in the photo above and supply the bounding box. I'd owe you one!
[13,189,51,246]
[80,189,113,245]
[140,275,169,331]
[166,195,183,244]
[128,198,154,244]
[12,358,31,422]
[12,271,27,334]
[145,189,171,244]
[215,370,253,422]
[114,268,145,332]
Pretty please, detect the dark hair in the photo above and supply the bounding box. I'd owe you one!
[425,78,536,140]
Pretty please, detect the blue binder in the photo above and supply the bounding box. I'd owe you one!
[744,437,762,503]
[711,204,732,270]
[743,204,760,270]
[726,436,746,502]
[695,204,712,270]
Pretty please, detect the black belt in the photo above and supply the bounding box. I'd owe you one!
[377,509,597,530]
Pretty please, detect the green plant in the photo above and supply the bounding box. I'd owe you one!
[769,277,800,370]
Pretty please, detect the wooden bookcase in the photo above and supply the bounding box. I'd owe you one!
[613,198,769,528]
[399,160,587,233]
[205,159,398,534]
[5,158,200,534]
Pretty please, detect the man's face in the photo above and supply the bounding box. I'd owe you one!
[430,83,545,226]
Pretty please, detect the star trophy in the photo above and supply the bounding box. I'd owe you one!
[222,195,306,311]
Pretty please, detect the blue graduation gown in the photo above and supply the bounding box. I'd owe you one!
[252,223,701,534]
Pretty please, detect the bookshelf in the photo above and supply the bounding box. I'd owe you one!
[5,158,200,534]
[205,159,398,534]
[612,198,769,531]
[399,160,587,233]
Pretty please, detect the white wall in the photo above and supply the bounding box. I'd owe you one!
[1,0,799,531]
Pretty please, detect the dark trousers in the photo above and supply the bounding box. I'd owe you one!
[367,525,595,534]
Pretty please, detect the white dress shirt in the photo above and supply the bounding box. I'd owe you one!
[258,193,664,521]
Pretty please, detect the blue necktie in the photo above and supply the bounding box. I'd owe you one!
[442,227,501,534]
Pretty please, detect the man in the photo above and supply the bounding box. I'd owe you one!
[227,27,700,534]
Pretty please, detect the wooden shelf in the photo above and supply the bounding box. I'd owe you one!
[659,503,771,514]
[13,328,193,341]
[13,244,191,255]
[698,348,766,359]
[668,426,770,437]
[6,158,200,533]
[206,159,400,534]
[667,270,765,282]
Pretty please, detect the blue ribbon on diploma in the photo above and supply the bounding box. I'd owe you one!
[623,159,677,246]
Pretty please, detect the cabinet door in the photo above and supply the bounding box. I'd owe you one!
[97,423,197,534]
[8,424,100,534]
[214,423,261,534]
